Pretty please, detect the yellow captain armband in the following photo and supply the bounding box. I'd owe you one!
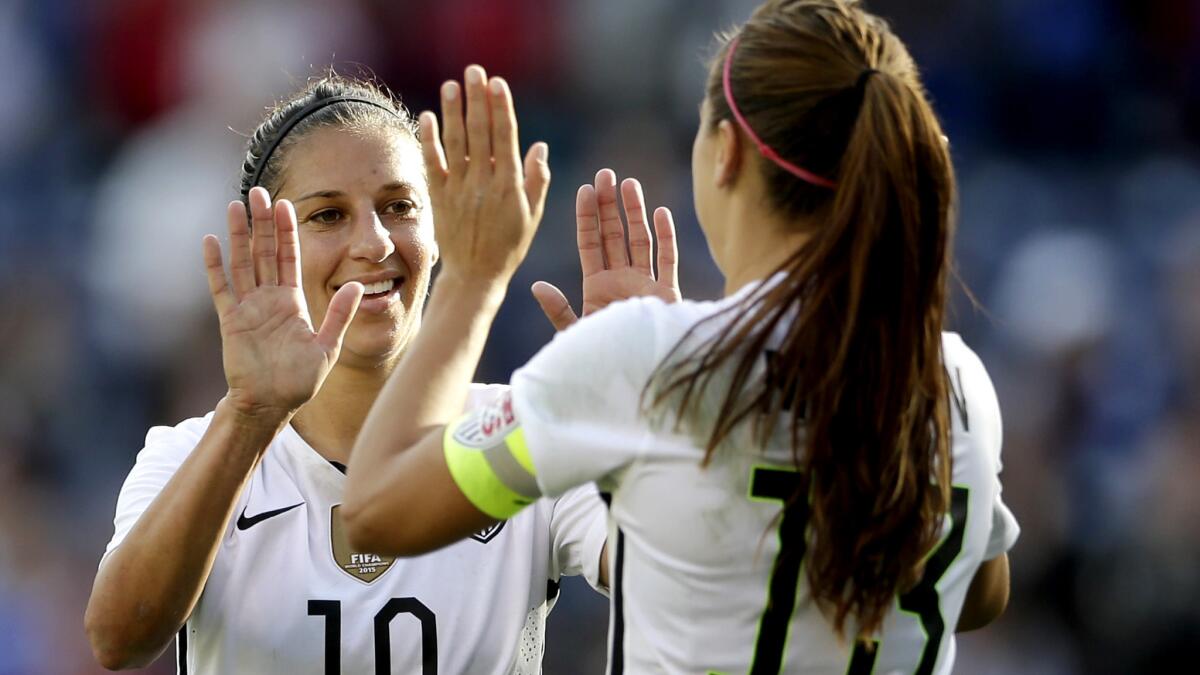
[443,390,541,520]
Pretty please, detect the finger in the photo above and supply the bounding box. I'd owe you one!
[227,200,255,299]
[489,77,521,181]
[653,207,680,292]
[575,184,604,277]
[463,65,491,173]
[420,111,448,202]
[523,142,550,221]
[203,234,236,318]
[316,282,364,354]
[440,81,466,177]
[621,178,653,276]
[275,199,300,288]
[248,186,278,286]
[531,281,578,331]
[594,169,628,268]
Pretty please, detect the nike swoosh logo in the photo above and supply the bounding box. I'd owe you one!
[236,502,304,530]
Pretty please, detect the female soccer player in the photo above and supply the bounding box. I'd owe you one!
[345,1,1019,673]
[85,69,614,674]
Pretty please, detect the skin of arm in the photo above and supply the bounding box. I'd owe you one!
[86,185,361,670]
[342,275,511,554]
[345,87,671,587]
[956,553,1010,632]
[84,400,286,669]
[343,65,550,555]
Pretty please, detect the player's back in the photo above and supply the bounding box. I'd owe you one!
[514,287,1018,674]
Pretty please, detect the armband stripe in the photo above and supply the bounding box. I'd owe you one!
[444,422,533,520]
[504,427,535,475]
[483,440,540,500]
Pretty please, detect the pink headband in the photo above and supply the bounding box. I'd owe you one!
[722,36,837,190]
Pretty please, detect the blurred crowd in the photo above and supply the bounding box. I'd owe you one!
[0,0,1197,673]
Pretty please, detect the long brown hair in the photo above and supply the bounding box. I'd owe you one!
[649,0,954,639]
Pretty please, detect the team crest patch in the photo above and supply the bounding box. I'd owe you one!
[452,391,519,448]
[330,505,396,584]
[470,521,505,544]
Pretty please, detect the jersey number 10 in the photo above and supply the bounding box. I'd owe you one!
[308,597,437,674]
[747,466,969,675]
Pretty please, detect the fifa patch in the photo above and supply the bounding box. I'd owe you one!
[453,391,519,449]
[329,505,396,584]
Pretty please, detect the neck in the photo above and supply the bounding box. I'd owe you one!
[290,355,396,464]
[717,196,811,296]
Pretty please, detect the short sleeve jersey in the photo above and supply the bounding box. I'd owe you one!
[507,289,1019,675]
[103,384,608,675]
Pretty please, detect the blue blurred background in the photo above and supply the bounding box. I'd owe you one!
[1,0,1198,672]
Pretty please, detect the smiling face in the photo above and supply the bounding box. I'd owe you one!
[272,125,436,370]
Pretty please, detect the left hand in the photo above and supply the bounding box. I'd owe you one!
[420,65,550,285]
[532,169,681,330]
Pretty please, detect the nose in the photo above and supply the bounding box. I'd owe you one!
[349,210,396,263]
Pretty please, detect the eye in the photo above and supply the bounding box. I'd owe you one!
[381,199,418,219]
[305,208,345,226]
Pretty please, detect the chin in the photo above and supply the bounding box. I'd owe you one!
[347,318,422,367]
[338,342,404,372]
[338,328,400,365]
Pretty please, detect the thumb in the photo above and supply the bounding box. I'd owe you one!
[523,142,551,220]
[316,282,364,353]
[531,281,577,331]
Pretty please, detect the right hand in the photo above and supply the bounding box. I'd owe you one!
[420,65,551,286]
[203,187,364,420]
[532,169,681,330]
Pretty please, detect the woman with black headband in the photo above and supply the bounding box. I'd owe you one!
[85,68,618,674]
[345,1,1018,673]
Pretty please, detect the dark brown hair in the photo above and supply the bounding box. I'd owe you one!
[239,72,418,204]
[649,0,954,639]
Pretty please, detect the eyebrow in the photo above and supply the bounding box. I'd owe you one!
[293,182,417,204]
[295,190,344,204]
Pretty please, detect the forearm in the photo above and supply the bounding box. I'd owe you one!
[86,399,286,669]
[345,274,506,537]
[371,273,505,439]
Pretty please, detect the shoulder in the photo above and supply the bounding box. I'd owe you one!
[942,332,986,373]
[464,382,510,410]
[519,295,719,382]
[941,332,999,410]
[141,411,217,459]
[942,332,1003,459]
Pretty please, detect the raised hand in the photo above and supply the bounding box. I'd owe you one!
[203,187,364,419]
[533,169,681,330]
[419,65,550,285]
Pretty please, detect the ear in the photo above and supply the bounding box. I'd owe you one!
[430,241,440,266]
[714,119,742,188]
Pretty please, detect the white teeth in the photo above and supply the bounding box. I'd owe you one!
[362,279,395,295]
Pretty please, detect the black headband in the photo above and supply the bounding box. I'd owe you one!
[248,95,402,190]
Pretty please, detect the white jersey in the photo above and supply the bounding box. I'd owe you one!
[103,384,607,675]
[508,288,1020,675]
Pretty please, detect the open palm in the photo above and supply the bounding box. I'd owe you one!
[533,169,681,330]
[203,187,364,417]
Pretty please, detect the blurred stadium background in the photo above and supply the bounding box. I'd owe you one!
[1,0,1197,672]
